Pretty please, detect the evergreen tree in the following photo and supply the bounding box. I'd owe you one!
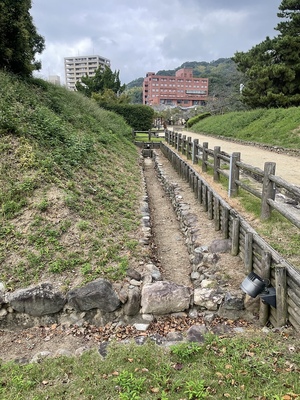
[76,65,125,97]
[0,0,45,77]
[232,0,300,108]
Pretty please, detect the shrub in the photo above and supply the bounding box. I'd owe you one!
[97,102,154,131]
[187,112,211,128]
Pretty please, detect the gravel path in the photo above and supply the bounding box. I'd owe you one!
[173,129,300,186]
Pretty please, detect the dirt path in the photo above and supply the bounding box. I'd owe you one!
[144,151,245,290]
[143,157,192,286]
[173,129,300,186]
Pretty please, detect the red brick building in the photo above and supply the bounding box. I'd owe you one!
[143,68,208,107]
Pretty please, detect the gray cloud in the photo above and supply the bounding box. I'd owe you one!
[31,0,282,84]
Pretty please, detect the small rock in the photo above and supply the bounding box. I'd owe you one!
[31,351,52,363]
[141,314,154,322]
[134,336,148,345]
[201,279,214,288]
[188,308,199,319]
[149,333,165,345]
[98,342,109,358]
[233,327,245,333]
[0,308,8,318]
[75,346,89,357]
[190,272,200,281]
[129,279,142,286]
[166,331,184,341]
[187,324,207,342]
[195,246,209,253]
[54,349,73,358]
[209,239,231,253]
[203,313,216,323]
[126,268,142,281]
[133,323,149,331]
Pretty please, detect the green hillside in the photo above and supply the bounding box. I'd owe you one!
[192,107,300,149]
[0,71,145,291]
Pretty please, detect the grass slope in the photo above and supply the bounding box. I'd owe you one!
[192,108,300,149]
[0,71,146,291]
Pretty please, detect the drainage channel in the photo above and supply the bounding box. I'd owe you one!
[142,154,192,287]
[141,148,247,295]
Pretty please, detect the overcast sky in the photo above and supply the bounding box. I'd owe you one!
[31,0,282,85]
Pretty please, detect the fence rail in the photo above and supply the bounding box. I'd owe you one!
[160,141,300,331]
[165,130,300,227]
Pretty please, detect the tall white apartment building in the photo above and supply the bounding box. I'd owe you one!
[64,55,111,91]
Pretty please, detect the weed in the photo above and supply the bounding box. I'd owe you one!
[184,380,208,399]
[171,342,204,362]
[81,263,92,275]
[35,198,49,212]
[77,220,90,231]
[115,370,145,399]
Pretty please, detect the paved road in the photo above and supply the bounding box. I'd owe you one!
[170,128,300,186]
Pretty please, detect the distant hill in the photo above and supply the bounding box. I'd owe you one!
[126,58,246,111]
[126,77,144,89]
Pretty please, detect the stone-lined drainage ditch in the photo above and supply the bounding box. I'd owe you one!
[0,148,253,334]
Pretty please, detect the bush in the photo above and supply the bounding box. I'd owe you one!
[187,112,211,128]
[97,102,154,131]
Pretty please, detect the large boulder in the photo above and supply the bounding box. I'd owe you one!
[67,279,120,312]
[141,281,192,314]
[7,283,66,317]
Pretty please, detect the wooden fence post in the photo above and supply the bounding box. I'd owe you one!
[207,190,213,220]
[275,265,287,327]
[202,142,208,172]
[202,185,208,212]
[213,146,221,182]
[194,176,199,199]
[259,251,271,326]
[261,162,276,220]
[222,207,229,239]
[177,133,181,151]
[214,197,220,231]
[231,218,240,256]
[198,179,203,204]
[187,137,192,160]
[228,152,241,197]
[182,135,186,156]
[244,232,253,274]
[192,139,199,164]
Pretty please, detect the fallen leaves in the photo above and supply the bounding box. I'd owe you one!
[283,394,300,400]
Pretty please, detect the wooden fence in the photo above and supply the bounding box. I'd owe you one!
[160,139,300,331]
[165,130,300,228]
